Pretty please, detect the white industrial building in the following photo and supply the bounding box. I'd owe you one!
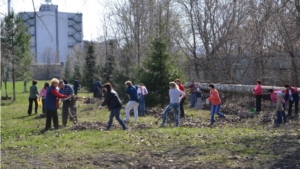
[18,1,83,65]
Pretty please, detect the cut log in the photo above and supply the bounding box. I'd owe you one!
[184,82,300,94]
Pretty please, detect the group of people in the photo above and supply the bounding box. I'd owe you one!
[253,80,299,127]
[101,79,224,129]
[28,77,299,131]
[172,79,299,127]
[253,80,299,126]
[27,77,79,131]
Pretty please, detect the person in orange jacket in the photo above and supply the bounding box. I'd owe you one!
[206,84,226,125]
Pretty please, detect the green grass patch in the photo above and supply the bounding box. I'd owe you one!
[1,81,300,168]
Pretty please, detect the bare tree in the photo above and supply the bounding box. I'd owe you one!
[40,48,56,79]
[176,0,252,83]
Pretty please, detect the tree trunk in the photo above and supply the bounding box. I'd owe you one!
[10,53,16,101]
[23,81,27,93]
[4,82,8,98]
[289,52,299,86]
[185,82,300,94]
[12,62,16,101]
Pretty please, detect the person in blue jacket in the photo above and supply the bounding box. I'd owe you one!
[93,80,102,98]
[73,77,79,95]
[44,78,68,131]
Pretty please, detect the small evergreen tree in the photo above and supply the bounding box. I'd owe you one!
[1,11,33,100]
[72,61,81,80]
[83,44,97,92]
[63,56,72,82]
[137,37,183,107]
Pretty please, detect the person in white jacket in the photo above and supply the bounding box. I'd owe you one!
[275,91,286,127]
[161,82,185,127]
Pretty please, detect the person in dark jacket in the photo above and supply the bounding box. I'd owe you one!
[28,80,39,115]
[45,78,68,131]
[284,84,299,117]
[101,83,126,130]
[73,77,79,95]
[62,76,68,84]
[93,80,102,98]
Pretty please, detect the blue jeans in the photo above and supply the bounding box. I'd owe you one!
[190,93,196,108]
[74,87,78,95]
[107,107,126,130]
[138,94,145,115]
[210,104,226,124]
[161,103,180,127]
[276,111,286,124]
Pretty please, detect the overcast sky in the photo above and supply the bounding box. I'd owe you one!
[0,0,107,41]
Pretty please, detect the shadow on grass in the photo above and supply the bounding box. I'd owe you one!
[0,101,13,106]
[145,134,300,168]
[39,129,46,134]
[12,115,30,119]
[270,148,300,169]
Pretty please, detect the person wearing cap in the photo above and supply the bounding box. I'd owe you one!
[175,79,186,118]
[44,78,68,130]
[284,84,299,117]
[58,80,77,126]
[101,83,126,130]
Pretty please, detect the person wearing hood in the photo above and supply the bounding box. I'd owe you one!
[275,91,286,126]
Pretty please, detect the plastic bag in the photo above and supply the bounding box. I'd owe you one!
[38,99,42,108]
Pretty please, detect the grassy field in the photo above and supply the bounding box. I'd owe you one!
[1,81,300,169]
